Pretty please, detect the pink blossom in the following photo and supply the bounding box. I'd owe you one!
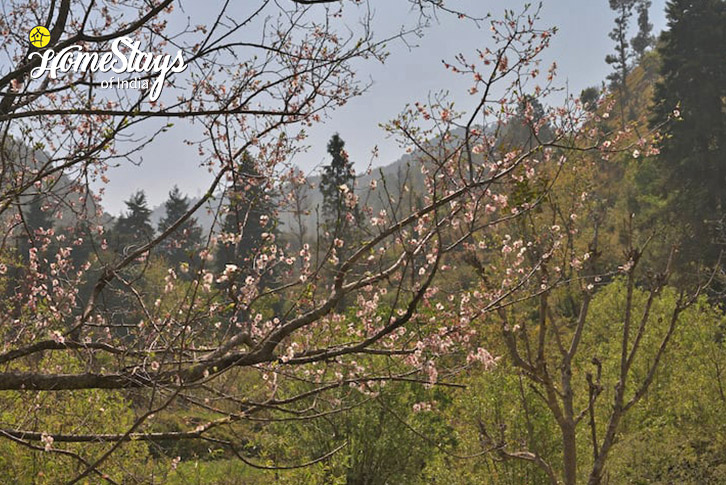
[41,433,54,452]
[50,331,65,345]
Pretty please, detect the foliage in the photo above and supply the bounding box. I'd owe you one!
[319,133,360,235]
[605,0,638,90]
[421,280,726,484]
[216,154,278,276]
[648,0,726,266]
[112,190,155,252]
[631,0,654,58]
[0,354,150,483]
[158,186,203,268]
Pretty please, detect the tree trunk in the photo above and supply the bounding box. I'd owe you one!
[562,421,578,485]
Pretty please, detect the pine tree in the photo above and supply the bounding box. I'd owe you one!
[650,0,726,263]
[23,194,54,234]
[17,194,54,262]
[113,190,154,252]
[580,86,601,113]
[499,95,553,150]
[216,155,277,275]
[319,133,359,234]
[631,0,654,58]
[158,186,203,267]
[605,0,637,91]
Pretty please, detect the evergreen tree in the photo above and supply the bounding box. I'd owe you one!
[606,0,654,122]
[580,86,601,113]
[319,133,359,234]
[17,194,54,263]
[499,95,553,150]
[631,0,654,58]
[605,0,637,91]
[158,186,203,267]
[24,194,54,234]
[113,190,154,252]
[649,0,726,263]
[216,155,277,275]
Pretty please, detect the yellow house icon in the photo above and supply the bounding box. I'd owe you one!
[29,26,51,48]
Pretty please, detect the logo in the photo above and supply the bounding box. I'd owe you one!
[28,37,187,102]
[29,26,51,48]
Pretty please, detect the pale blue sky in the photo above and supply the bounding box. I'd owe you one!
[101,0,668,214]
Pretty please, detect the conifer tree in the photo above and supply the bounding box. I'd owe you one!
[24,194,54,234]
[500,95,552,150]
[113,190,154,252]
[17,194,54,263]
[650,0,726,262]
[216,155,277,275]
[158,186,203,267]
[319,133,359,236]
[631,0,654,58]
[605,0,637,91]
[580,86,601,113]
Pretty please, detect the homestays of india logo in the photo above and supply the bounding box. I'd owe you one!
[27,28,187,102]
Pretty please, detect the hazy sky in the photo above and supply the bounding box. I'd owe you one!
[101,0,668,214]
